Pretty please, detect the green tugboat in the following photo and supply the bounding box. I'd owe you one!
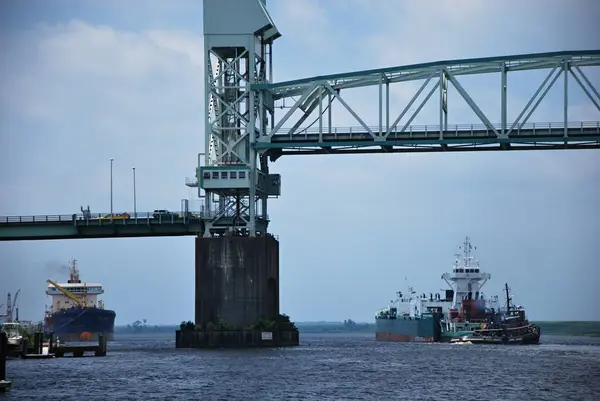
[448,282,540,345]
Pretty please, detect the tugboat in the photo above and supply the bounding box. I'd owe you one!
[452,283,541,345]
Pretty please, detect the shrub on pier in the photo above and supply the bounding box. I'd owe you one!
[246,313,298,331]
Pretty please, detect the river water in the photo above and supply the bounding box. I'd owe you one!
[3,333,600,400]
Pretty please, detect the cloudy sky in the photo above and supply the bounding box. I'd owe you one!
[1,0,599,325]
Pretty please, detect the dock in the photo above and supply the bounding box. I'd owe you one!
[21,332,108,359]
[0,331,109,393]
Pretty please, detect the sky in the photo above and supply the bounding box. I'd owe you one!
[0,0,599,325]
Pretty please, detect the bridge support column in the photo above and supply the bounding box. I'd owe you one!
[195,235,279,328]
[178,235,298,348]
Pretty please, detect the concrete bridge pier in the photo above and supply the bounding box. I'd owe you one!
[195,235,280,328]
[175,235,299,348]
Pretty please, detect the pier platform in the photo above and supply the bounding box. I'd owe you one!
[21,332,108,358]
[176,328,299,349]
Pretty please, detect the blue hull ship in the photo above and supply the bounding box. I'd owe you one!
[45,259,116,341]
[46,307,116,341]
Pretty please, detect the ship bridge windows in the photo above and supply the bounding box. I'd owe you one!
[51,286,102,293]
[453,268,480,274]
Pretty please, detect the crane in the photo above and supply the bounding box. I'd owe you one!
[10,289,20,318]
[46,279,86,307]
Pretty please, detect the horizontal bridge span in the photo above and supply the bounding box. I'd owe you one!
[0,212,270,241]
[255,121,600,155]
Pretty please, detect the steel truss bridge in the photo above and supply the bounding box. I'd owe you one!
[0,0,599,241]
[253,50,600,157]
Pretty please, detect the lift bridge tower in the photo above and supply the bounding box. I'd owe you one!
[182,0,297,346]
[187,0,281,238]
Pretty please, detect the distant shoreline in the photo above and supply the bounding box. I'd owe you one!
[114,321,600,338]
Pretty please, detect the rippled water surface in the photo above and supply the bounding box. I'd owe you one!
[4,333,600,400]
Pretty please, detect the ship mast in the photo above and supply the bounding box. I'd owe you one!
[461,236,477,269]
[68,259,81,284]
[504,282,511,312]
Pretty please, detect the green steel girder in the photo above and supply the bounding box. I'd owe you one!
[251,50,600,99]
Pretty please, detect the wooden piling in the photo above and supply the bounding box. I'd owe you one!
[33,332,43,355]
[0,332,6,381]
[96,334,107,357]
[20,337,28,358]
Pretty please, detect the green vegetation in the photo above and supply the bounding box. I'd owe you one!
[179,321,195,331]
[20,326,34,343]
[116,320,178,334]
[179,318,231,331]
[245,314,298,331]
[177,314,298,332]
[534,321,600,337]
[296,320,375,333]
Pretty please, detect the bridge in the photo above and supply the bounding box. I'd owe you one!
[1,0,599,343]
[251,49,600,158]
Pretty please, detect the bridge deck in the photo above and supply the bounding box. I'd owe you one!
[0,212,268,241]
[259,122,600,154]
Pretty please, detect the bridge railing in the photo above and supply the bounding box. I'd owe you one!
[0,210,270,224]
[272,121,600,139]
[0,214,77,223]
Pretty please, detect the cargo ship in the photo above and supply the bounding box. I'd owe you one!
[44,259,116,341]
[374,284,443,342]
[375,236,540,344]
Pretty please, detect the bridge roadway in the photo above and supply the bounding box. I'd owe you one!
[0,212,266,241]
[260,121,600,156]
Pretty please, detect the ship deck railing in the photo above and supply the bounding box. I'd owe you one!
[449,318,488,323]
[474,324,537,334]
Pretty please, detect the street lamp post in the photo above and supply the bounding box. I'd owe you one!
[133,166,137,219]
[110,158,114,218]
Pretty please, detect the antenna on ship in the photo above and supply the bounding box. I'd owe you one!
[460,236,479,268]
[68,259,81,284]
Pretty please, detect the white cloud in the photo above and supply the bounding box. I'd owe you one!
[0,20,205,214]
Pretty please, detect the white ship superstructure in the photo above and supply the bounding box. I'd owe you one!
[45,259,105,314]
[376,236,500,320]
